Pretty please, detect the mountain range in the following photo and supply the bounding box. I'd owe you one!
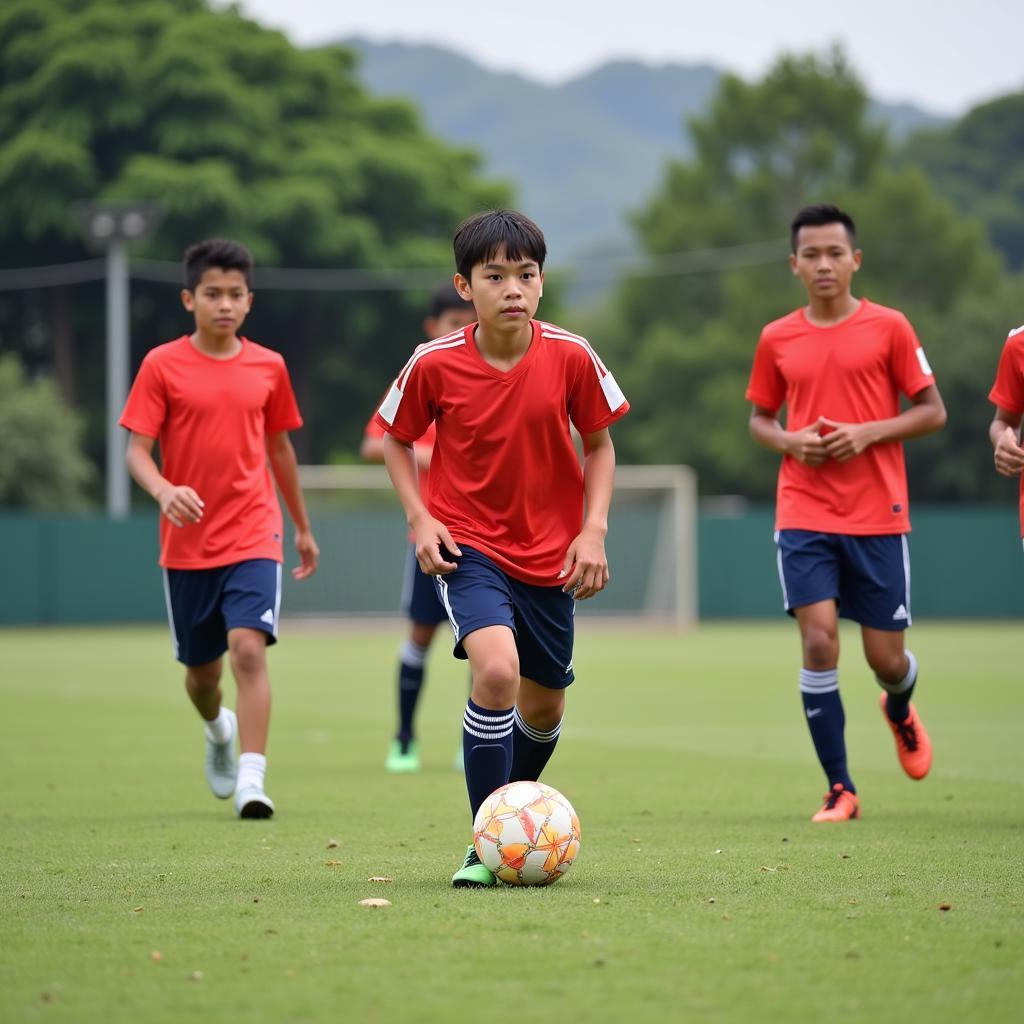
[344,39,947,266]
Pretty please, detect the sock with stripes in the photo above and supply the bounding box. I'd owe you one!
[396,638,428,751]
[877,649,918,724]
[462,699,514,818]
[509,707,562,783]
[799,668,855,794]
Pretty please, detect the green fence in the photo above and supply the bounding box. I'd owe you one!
[2,505,1022,624]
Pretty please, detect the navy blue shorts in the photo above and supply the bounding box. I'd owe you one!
[433,546,575,689]
[163,559,281,666]
[775,530,911,631]
[399,543,448,627]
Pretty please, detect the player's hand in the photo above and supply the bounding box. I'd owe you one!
[786,417,829,466]
[819,418,876,462]
[156,484,204,527]
[993,425,1024,477]
[412,516,462,575]
[560,525,609,600]
[293,528,319,580]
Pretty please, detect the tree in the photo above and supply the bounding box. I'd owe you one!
[595,49,1009,500]
[0,0,508,480]
[903,93,1024,270]
[0,354,94,509]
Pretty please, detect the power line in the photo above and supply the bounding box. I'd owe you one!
[0,238,788,292]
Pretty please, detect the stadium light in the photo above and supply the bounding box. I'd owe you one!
[74,201,163,520]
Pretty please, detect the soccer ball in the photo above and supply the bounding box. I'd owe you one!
[472,781,581,886]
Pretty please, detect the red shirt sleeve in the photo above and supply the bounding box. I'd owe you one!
[890,313,935,398]
[265,357,303,433]
[119,351,167,438]
[989,331,1024,413]
[374,358,437,444]
[567,349,629,435]
[745,331,785,411]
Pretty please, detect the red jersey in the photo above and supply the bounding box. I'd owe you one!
[987,323,1024,534]
[119,336,303,569]
[375,320,629,585]
[746,300,935,535]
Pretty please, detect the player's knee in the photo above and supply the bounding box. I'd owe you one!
[802,627,838,670]
[229,633,268,677]
[472,655,520,705]
[867,649,906,683]
[186,660,221,693]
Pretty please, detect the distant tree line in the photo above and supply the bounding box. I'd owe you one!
[588,50,1023,504]
[0,6,1021,510]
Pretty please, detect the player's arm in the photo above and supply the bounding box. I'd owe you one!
[749,405,829,466]
[990,406,1024,477]
[819,385,947,463]
[382,432,460,575]
[361,432,431,470]
[125,431,204,527]
[266,431,319,580]
[561,428,615,600]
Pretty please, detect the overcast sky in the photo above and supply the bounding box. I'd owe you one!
[233,0,1022,116]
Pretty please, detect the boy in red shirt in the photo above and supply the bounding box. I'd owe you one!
[988,325,1024,524]
[120,239,319,819]
[746,204,946,822]
[360,283,476,773]
[376,210,629,885]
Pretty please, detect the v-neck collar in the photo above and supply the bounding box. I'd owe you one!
[465,320,540,382]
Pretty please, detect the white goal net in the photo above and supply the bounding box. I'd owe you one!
[287,464,696,627]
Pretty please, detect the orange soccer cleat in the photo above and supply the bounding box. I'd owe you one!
[880,694,933,780]
[811,783,861,822]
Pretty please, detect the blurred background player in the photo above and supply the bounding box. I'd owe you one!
[119,238,319,819]
[987,322,1024,534]
[746,204,946,822]
[376,209,629,886]
[361,283,476,773]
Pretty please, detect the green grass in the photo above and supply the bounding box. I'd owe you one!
[1,621,1022,1023]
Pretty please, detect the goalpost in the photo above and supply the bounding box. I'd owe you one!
[294,464,697,628]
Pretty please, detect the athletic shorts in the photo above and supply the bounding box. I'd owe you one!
[433,545,575,689]
[163,558,281,666]
[399,543,448,627]
[775,530,911,631]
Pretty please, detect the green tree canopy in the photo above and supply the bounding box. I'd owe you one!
[0,0,508,478]
[0,354,94,509]
[902,93,1024,270]
[597,49,1011,501]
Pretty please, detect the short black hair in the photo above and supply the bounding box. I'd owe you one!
[429,281,473,320]
[790,204,857,252]
[453,209,546,280]
[183,238,254,291]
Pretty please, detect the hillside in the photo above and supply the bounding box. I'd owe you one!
[345,39,946,265]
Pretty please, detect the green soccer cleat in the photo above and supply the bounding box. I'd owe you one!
[234,785,275,819]
[452,843,496,888]
[205,708,238,799]
[385,738,421,773]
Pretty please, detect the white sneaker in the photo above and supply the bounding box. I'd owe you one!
[205,708,238,799]
[235,785,275,819]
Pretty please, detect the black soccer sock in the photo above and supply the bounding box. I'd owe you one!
[396,638,428,749]
[462,699,514,817]
[800,668,855,793]
[877,650,918,724]
[509,707,562,782]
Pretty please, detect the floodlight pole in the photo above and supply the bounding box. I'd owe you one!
[75,200,162,520]
[105,239,130,519]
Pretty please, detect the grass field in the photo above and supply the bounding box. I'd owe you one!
[1,620,1022,1023]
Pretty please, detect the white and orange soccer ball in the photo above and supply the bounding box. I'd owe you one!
[472,781,581,886]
